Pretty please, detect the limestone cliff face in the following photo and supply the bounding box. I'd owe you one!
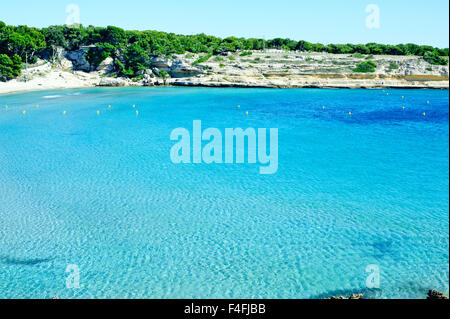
[9,49,449,91]
[164,51,448,89]
[64,47,92,72]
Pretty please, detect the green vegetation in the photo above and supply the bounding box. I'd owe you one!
[227,55,236,60]
[192,52,213,65]
[0,53,22,81]
[426,67,433,71]
[423,51,448,65]
[0,20,448,81]
[365,54,374,60]
[240,51,253,57]
[219,63,225,68]
[213,56,224,62]
[386,62,399,72]
[351,53,365,58]
[354,61,377,73]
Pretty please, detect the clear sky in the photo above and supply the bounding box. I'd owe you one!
[1,0,448,47]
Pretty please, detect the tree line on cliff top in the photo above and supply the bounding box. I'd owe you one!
[1,21,448,80]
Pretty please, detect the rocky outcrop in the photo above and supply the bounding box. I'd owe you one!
[427,290,449,299]
[96,57,115,74]
[150,56,172,71]
[328,294,364,300]
[98,77,131,87]
[170,60,203,78]
[65,50,91,72]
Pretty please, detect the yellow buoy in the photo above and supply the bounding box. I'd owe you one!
[5,105,8,109]
[348,112,352,116]
[423,112,426,116]
[133,105,136,108]
[97,110,100,115]
[322,106,325,110]
[36,104,39,108]
[402,96,404,99]
[22,110,26,115]
[63,111,67,115]
[427,101,430,104]
[108,105,111,109]
[246,111,249,116]
[238,105,240,108]
[136,110,139,115]
[402,106,405,110]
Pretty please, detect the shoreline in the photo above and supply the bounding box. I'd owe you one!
[1,73,448,96]
[1,50,449,95]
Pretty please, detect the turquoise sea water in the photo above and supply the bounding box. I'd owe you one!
[0,87,448,299]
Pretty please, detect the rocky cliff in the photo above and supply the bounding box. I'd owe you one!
[2,49,448,94]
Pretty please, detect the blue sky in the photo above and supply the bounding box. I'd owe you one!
[1,0,448,47]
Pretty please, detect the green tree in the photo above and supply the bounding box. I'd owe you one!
[423,51,448,65]
[0,54,22,81]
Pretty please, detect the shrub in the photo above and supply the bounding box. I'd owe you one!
[86,47,111,68]
[192,52,213,65]
[354,60,377,73]
[423,51,448,65]
[240,51,253,57]
[352,53,365,58]
[0,54,22,81]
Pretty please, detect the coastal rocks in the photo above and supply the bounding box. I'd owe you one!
[150,56,172,70]
[427,290,449,299]
[96,57,115,74]
[65,50,91,72]
[98,77,130,87]
[328,294,364,299]
[137,69,155,77]
[169,60,203,78]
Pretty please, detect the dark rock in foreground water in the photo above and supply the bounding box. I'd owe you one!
[427,290,449,299]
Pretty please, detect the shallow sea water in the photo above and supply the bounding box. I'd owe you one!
[0,87,448,298]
